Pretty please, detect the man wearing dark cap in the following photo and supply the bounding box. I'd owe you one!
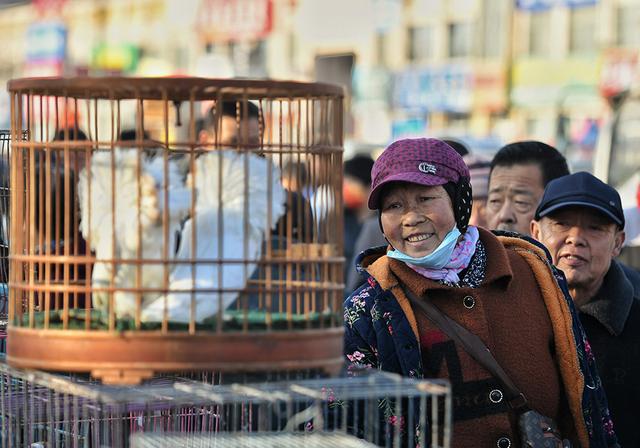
[531,171,640,447]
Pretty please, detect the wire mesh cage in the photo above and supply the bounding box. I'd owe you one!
[0,131,8,354]
[0,360,452,448]
[6,77,345,384]
[0,130,24,353]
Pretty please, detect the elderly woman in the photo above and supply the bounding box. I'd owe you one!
[343,138,618,448]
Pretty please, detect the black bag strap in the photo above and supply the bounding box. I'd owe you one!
[400,285,530,412]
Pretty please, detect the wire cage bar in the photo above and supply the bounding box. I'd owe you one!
[0,130,26,354]
[6,77,345,383]
[0,360,452,448]
[0,131,9,354]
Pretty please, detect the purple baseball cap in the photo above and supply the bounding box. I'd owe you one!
[368,138,470,209]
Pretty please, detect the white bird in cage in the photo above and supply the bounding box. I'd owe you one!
[140,150,286,323]
[77,149,192,319]
[78,149,286,323]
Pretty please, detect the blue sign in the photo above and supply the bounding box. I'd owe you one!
[392,118,427,140]
[516,0,597,10]
[393,65,473,113]
[25,21,67,63]
[565,0,598,6]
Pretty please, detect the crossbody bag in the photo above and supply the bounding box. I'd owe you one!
[400,285,572,448]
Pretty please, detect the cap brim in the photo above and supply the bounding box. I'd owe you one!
[367,172,448,209]
[537,200,624,227]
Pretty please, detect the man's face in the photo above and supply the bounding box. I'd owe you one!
[199,115,260,148]
[531,207,624,302]
[486,163,545,236]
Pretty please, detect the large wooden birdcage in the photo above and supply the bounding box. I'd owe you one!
[6,77,345,384]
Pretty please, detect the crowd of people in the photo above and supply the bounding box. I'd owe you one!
[31,101,639,446]
[342,138,639,447]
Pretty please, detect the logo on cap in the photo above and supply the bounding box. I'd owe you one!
[418,162,437,175]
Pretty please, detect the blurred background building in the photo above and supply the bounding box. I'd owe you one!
[0,0,639,206]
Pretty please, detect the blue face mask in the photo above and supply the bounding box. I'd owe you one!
[387,225,461,270]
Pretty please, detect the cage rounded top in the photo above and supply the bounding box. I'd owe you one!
[7,77,345,101]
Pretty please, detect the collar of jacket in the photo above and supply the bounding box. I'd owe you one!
[362,228,513,294]
[359,228,513,341]
[580,259,636,336]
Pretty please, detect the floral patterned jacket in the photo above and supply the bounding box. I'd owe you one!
[344,232,619,448]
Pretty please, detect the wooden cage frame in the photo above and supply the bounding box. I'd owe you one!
[6,77,345,384]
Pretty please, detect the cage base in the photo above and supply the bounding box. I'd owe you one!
[7,326,344,384]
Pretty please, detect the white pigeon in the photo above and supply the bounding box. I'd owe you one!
[77,149,192,319]
[139,150,286,323]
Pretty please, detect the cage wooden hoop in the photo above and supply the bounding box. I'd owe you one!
[7,77,345,384]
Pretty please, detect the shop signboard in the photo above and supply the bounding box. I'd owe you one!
[393,63,506,113]
[32,0,67,16]
[511,57,601,107]
[516,0,597,10]
[24,20,66,76]
[91,43,139,73]
[472,63,507,112]
[196,0,273,42]
[599,48,639,99]
[393,64,473,113]
[25,21,66,63]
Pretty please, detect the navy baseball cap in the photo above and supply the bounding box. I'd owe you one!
[534,172,625,227]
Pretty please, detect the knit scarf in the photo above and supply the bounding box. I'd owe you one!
[408,226,479,284]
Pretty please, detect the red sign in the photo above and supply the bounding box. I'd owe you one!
[32,0,67,17]
[600,49,639,98]
[196,0,273,42]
